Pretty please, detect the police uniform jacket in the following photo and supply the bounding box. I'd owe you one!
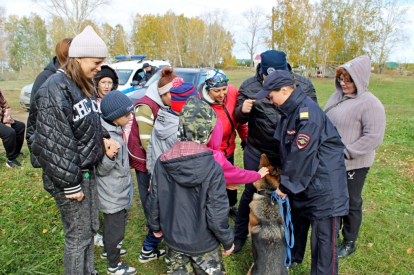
[275,86,349,220]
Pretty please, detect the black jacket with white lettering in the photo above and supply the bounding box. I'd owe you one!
[26,72,104,194]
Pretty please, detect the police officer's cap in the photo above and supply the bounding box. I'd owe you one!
[254,70,295,99]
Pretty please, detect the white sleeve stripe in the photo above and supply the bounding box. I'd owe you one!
[136,116,153,124]
[139,134,151,139]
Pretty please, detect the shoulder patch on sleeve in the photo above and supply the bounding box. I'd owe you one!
[296,133,310,149]
[299,107,309,120]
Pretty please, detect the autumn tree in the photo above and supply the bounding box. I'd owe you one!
[0,6,6,74]
[5,13,50,72]
[366,0,412,71]
[241,7,266,71]
[32,0,110,34]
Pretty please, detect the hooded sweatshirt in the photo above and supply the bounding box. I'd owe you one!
[207,119,261,184]
[146,108,179,173]
[96,118,132,214]
[324,56,386,171]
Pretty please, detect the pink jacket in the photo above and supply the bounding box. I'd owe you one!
[207,119,260,184]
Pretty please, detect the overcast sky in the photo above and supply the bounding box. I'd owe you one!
[3,0,414,62]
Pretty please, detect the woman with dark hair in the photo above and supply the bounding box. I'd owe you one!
[324,55,386,258]
[200,70,248,220]
[30,37,72,104]
[26,26,120,274]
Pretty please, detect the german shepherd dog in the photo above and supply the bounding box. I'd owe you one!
[247,154,288,275]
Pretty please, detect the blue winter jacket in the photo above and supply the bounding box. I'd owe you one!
[274,86,349,220]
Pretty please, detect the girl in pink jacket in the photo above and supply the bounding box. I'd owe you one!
[207,119,268,185]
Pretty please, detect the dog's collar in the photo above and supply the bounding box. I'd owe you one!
[257,190,274,197]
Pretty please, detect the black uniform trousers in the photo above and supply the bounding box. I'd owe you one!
[291,212,340,275]
[0,120,25,160]
[342,167,370,241]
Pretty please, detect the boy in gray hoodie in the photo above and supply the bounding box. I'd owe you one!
[97,90,137,275]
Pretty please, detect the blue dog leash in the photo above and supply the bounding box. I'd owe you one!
[271,191,294,267]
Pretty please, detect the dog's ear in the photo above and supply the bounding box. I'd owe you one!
[259,154,270,169]
[270,168,278,176]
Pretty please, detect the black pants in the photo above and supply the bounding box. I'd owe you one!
[234,147,280,239]
[291,213,340,275]
[342,167,370,241]
[103,209,126,268]
[0,120,25,160]
[226,154,238,207]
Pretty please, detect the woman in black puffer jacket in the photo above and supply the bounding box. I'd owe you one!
[26,26,119,275]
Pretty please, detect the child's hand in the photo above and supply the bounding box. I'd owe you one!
[104,138,120,159]
[222,244,235,256]
[258,167,269,178]
[154,230,163,238]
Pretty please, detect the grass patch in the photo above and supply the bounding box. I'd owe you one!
[1,72,413,274]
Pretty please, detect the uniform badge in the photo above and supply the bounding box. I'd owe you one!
[287,129,296,135]
[299,107,309,120]
[296,133,310,149]
[267,67,275,75]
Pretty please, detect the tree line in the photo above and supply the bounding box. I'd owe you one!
[0,0,411,75]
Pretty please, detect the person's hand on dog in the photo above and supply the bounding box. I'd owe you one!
[104,138,120,159]
[276,188,287,200]
[222,244,235,256]
[258,167,269,178]
[226,184,239,191]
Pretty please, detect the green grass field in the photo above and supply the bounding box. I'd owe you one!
[0,72,413,274]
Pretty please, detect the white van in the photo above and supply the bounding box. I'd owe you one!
[111,55,170,93]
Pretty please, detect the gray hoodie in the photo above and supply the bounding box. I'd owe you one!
[324,55,386,171]
[146,108,179,173]
[96,118,132,214]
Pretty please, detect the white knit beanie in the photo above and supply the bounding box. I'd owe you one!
[69,26,108,58]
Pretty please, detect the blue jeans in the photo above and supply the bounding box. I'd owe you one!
[135,170,162,251]
[44,170,99,275]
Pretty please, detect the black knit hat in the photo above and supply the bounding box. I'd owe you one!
[100,90,133,121]
[260,50,288,75]
[94,65,118,90]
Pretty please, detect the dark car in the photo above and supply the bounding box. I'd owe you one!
[127,68,215,102]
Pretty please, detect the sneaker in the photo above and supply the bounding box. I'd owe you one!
[107,261,137,275]
[101,249,127,259]
[138,248,166,263]
[95,233,104,247]
[229,206,238,222]
[6,159,21,168]
[233,237,247,254]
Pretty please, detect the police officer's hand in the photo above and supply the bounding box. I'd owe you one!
[65,190,84,201]
[154,230,163,238]
[242,99,256,114]
[276,188,287,200]
[222,244,235,255]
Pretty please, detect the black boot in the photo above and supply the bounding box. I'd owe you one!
[338,239,356,258]
[233,237,247,254]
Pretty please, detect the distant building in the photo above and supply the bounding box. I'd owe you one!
[236,59,247,66]
[254,55,261,68]
[385,62,398,69]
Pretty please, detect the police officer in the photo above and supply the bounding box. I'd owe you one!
[254,70,349,275]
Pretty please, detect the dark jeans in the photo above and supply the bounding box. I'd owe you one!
[291,213,340,275]
[0,120,25,160]
[226,154,238,207]
[342,167,370,241]
[103,209,126,267]
[135,170,162,251]
[44,170,99,275]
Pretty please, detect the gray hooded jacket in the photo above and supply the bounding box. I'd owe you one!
[324,55,386,170]
[96,118,132,214]
[146,108,179,173]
